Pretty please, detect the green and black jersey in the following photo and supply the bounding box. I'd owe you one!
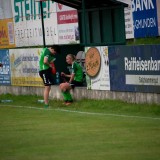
[71,61,83,82]
[39,48,56,71]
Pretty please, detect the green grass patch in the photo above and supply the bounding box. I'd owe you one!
[0,94,160,160]
[127,37,160,45]
[0,94,160,117]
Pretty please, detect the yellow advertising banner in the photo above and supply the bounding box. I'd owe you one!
[11,77,43,87]
[9,48,43,87]
[0,18,15,48]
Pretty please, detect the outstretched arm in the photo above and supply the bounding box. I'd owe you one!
[61,72,74,83]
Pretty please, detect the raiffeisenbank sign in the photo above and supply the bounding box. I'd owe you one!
[108,45,160,93]
[124,57,160,72]
[124,56,160,86]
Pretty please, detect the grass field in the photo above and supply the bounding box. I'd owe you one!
[0,94,160,160]
[126,37,160,45]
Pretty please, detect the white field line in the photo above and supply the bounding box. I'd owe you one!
[0,104,160,121]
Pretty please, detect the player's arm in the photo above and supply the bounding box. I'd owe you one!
[63,72,75,83]
[61,72,74,83]
[69,73,74,83]
[69,63,77,83]
[43,56,50,66]
[0,63,3,67]
[61,72,71,78]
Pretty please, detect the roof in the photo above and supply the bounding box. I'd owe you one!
[52,0,128,10]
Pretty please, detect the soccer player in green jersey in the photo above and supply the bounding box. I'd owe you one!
[39,45,58,108]
[60,54,83,105]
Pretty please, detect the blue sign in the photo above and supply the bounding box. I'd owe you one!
[0,50,11,85]
[132,0,158,38]
[109,45,160,93]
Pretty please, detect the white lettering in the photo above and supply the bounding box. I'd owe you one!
[132,0,154,12]
[124,57,160,71]
[134,18,156,29]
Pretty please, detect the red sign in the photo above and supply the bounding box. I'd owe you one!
[57,10,78,24]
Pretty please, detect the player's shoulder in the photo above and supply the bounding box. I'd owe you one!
[74,61,82,68]
[43,47,49,52]
[43,48,51,55]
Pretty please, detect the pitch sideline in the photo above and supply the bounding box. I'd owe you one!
[0,104,160,120]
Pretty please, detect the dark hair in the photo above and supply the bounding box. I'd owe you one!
[50,45,59,52]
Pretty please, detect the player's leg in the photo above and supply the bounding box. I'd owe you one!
[39,69,53,108]
[60,82,71,92]
[44,85,51,107]
[60,82,73,105]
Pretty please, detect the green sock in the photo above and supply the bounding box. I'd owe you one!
[65,91,73,102]
[62,91,68,102]
[62,91,73,102]
[44,104,49,108]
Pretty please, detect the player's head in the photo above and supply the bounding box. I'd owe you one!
[66,54,76,64]
[49,45,59,55]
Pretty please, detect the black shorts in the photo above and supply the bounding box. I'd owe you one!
[70,80,83,89]
[39,68,55,86]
